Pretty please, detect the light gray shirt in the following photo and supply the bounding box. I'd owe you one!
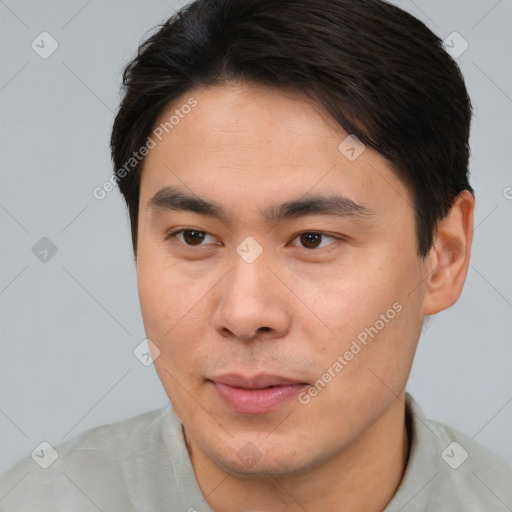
[1,393,511,511]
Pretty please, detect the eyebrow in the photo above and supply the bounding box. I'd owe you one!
[147,185,374,224]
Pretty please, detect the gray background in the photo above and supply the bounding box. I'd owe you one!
[0,0,511,473]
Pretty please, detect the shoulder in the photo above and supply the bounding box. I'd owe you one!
[387,394,512,512]
[428,415,512,508]
[0,407,171,511]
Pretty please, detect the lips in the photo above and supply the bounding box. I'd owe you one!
[209,373,307,415]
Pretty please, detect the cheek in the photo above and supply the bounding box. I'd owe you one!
[287,262,396,339]
[138,251,201,330]
[137,252,217,376]
[290,251,422,376]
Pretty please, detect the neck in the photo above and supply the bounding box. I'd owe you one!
[186,395,410,512]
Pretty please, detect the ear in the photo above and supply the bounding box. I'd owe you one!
[423,190,475,315]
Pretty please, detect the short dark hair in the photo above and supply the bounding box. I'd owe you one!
[110,0,473,258]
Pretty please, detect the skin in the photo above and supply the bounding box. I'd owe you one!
[136,81,474,511]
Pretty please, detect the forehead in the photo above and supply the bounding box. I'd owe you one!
[139,82,412,220]
[151,82,348,160]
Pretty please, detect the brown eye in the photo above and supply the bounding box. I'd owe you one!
[165,229,216,247]
[182,230,206,246]
[299,232,323,249]
[293,232,339,250]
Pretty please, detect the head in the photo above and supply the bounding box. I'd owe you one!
[110,0,474,477]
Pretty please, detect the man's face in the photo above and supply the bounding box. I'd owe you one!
[136,82,428,476]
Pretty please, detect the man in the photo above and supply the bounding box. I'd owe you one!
[1,0,511,510]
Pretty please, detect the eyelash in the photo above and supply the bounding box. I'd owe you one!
[163,229,342,251]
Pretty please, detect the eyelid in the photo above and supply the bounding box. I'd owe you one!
[289,231,342,250]
[164,228,344,251]
[164,228,220,246]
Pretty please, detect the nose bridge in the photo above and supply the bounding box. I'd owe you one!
[213,243,290,340]
[226,245,272,307]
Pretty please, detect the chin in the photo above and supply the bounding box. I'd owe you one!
[205,437,331,479]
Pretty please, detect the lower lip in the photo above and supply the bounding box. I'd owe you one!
[211,381,306,415]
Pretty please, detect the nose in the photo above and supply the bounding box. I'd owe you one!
[212,249,291,342]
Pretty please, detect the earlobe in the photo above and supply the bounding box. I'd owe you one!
[422,190,475,315]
